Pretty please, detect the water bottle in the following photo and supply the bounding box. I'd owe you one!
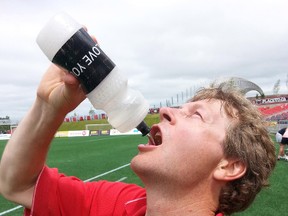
[36,12,150,135]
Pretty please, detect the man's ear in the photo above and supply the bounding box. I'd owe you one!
[213,159,247,181]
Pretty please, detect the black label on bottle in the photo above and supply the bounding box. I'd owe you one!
[52,28,116,93]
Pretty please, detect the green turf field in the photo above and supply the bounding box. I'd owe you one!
[0,134,287,215]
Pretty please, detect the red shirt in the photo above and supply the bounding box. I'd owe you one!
[24,166,223,216]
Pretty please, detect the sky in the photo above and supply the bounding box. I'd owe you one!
[1,0,288,123]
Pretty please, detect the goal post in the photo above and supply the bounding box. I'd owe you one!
[10,124,18,134]
[85,124,113,131]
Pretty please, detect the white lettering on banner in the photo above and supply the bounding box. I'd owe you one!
[110,129,141,136]
[72,44,101,76]
[53,129,141,138]
[68,130,90,137]
[260,97,287,104]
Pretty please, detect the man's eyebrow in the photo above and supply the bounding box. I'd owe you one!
[188,102,202,110]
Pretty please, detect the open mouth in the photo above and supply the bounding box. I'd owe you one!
[149,126,162,146]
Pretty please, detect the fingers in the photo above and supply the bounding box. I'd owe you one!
[63,75,86,107]
[63,73,86,98]
[91,35,98,44]
[63,73,85,97]
[63,73,79,85]
[82,25,88,32]
[82,25,98,44]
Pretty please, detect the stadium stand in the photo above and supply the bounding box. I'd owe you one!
[258,104,288,121]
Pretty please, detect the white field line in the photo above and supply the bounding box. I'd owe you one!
[116,177,128,182]
[83,163,130,182]
[0,163,131,215]
[79,136,118,143]
[0,206,22,216]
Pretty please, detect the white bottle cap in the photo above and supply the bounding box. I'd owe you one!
[36,12,82,61]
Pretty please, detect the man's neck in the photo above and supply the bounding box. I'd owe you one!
[144,182,219,216]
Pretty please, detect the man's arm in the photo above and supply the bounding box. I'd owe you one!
[0,64,85,208]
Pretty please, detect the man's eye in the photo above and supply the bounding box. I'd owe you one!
[184,111,202,119]
[194,111,202,118]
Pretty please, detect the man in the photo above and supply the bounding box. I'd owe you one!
[0,64,276,215]
[275,127,288,160]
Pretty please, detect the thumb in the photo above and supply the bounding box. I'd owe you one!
[63,73,80,86]
[63,73,86,105]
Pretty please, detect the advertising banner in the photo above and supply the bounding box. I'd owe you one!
[68,130,89,137]
[0,134,11,140]
[90,130,100,136]
[110,128,141,136]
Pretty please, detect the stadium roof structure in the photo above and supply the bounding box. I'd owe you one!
[212,77,264,97]
[0,118,11,126]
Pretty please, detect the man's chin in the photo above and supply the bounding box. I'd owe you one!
[130,154,150,178]
[130,155,140,172]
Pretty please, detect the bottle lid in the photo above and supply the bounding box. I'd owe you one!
[136,121,150,136]
[36,12,82,61]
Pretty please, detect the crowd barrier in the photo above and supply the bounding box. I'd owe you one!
[2,125,282,140]
[0,134,11,140]
[54,129,141,138]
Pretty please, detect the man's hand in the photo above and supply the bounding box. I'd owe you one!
[0,32,96,209]
[37,64,86,117]
[0,64,86,208]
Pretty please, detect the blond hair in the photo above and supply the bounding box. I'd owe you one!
[192,86,276,215]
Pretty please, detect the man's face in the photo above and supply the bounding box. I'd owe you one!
[131,99,233,187]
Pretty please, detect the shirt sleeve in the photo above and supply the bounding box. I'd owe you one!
[24,166,146,216]
[279,128,286,135]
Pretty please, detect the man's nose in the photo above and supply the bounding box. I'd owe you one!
[159,107,176,124]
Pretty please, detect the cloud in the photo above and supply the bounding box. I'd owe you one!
[1,0,288,122]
